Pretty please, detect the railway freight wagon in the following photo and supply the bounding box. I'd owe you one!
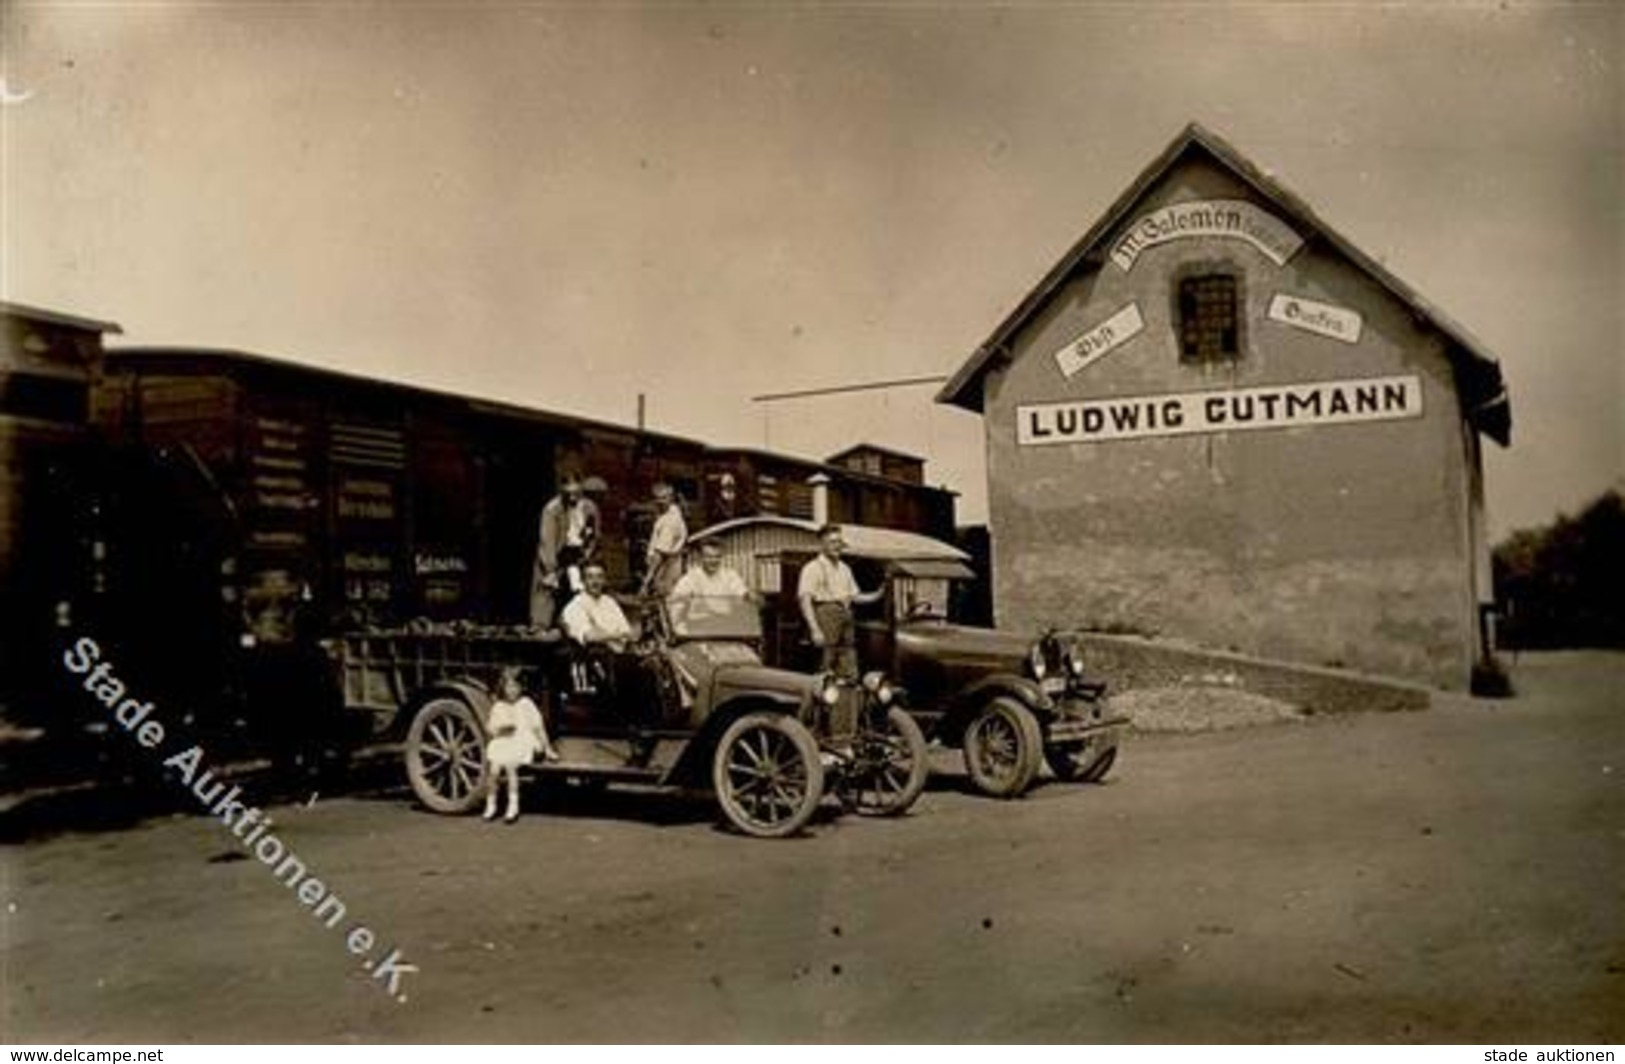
[29,346,957,766]
[47,347,697,760]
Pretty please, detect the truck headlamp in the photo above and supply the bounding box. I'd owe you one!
[860,671,895,704]
[1028,643,1048,681]
[820,675,842,706]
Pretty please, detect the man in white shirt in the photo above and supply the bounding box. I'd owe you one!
[669,541,750,631]
[640,482,687,597]
[561,563,633,650]
[797,524,883,679]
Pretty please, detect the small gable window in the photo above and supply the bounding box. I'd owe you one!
[1177,273,1241,362]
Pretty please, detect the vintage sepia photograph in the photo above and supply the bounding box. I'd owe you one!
[1,0,1620,1046]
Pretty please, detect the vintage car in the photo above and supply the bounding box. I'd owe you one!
[688,516,1128,798]
[325,594,927,837]
[864,566,1125,797]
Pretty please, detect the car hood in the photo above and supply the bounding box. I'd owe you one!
[897,621,1033,669]
[709,661,815,700]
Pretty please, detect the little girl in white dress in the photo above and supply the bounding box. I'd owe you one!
[484,666,560,823]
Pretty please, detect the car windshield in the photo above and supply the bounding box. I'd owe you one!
[667,595,762,641]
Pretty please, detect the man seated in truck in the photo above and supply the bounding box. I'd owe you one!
[668,541,750,634]
[560,562,632,694]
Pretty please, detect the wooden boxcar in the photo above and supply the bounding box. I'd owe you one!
[27,346,956,760]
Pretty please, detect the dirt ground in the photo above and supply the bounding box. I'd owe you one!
[2,651,1621,1043]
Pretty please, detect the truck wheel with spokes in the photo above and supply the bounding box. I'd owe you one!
[712,712,825,838]
[846,706,929,817]
[405,697,489,814]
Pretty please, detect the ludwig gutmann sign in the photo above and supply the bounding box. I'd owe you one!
[1111,199,1304,271]
[1017,375,1423,446]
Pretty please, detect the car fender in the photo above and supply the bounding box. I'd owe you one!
[941,673,1054,742]
[389,678,492,740]
[665,692,805,788]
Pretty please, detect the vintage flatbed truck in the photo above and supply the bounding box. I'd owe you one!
[325,595,928,837]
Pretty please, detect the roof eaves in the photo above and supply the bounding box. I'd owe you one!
[937,123,1208,413]
[826,441,926,464]
[1,300,124,336]
[106,345,708,447]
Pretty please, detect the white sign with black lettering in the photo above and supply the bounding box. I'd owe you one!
[1267,294,1363,344]
[1054,303,1144,379]
[1017,374,1423,446]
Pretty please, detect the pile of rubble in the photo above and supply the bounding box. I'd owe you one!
[1115,685,1306,733]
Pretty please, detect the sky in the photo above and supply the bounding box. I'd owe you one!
[2,1,1619,537]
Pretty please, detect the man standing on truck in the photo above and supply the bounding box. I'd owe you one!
[639,481,686,598]
[531,473,600,630]
[797,523,883,680]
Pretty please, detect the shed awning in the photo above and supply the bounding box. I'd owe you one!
[890,557,977,581]
[689,514,969,563]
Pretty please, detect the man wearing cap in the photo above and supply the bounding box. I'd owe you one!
[640,481,687,598]
[797,523,882,679]
[530,473,601,629]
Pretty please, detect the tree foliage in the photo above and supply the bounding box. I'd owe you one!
[1493,489,1625,648]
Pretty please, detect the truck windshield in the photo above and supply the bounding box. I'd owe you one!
[893,575,952,621]
[668,595,762,641]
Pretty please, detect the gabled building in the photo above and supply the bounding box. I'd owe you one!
[938,124,1511,689]
[827,443,927,485]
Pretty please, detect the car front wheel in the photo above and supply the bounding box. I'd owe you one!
[405,697,489,814]
[712,712,825,838]
[963,696,1043,798]
[844,706,929,817]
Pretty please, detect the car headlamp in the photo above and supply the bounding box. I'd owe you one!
[1028,643,1048,681]
[1066,646,1086,677]
[820,675,842,706]
[861,670,884,694]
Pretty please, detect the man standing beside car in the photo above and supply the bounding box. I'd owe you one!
[797,523,882,680]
